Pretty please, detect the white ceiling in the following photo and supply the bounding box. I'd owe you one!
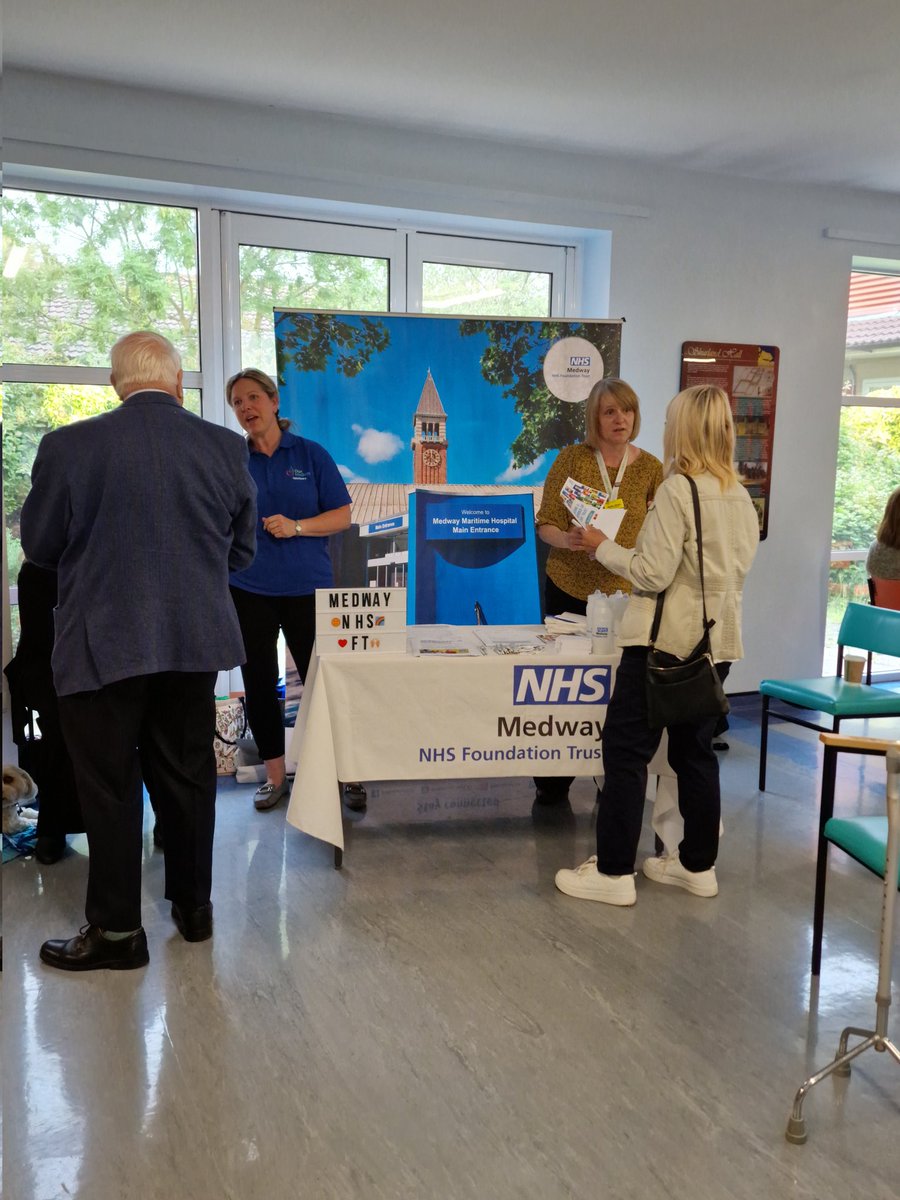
[7,0,900,194]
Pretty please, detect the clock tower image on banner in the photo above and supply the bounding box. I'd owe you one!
[411,369,448,485]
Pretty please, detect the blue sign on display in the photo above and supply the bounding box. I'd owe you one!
[408,489,540,625]
[370,515,405,533]
[425,500,524,541]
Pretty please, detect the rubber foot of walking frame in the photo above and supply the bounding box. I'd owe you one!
[785,1115,807,1145]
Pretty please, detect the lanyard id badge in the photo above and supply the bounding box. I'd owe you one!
[594,449,628,502]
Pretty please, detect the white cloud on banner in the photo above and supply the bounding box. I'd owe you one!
[495,454,546,484]
[338,463,370,484]
[352,423,404,464]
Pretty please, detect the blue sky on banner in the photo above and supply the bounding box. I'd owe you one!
[275,313,561,486]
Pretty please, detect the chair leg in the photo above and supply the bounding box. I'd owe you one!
[811,744,838,976]
[759,695,770,792]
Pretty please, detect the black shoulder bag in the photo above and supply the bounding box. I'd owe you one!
[645,475,730,730]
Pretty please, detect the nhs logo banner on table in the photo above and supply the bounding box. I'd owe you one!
[512,664,612,705]
[408,490,540,625]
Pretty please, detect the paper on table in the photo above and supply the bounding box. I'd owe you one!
[408,628,486,656]
[544,613,588,635]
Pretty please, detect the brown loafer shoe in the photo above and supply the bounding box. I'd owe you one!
[342,782,368,812]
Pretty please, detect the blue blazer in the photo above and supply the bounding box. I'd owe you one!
[20,391,257,696]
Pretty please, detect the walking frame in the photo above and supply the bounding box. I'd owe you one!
[786,741,900,1143]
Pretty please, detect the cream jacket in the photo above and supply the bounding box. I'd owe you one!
[596,472,759,662]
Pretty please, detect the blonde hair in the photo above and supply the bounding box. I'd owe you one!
[584,378,641,449]
[110,331,181,398]
[226,368,291,433]
[663,386,738,489]
[877,485,900,549]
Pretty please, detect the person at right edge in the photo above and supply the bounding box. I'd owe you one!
[867,484,900,581]
[534,378,662,804]
[554,385,759,907]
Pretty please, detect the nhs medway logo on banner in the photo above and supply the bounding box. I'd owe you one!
[513,665,611,706]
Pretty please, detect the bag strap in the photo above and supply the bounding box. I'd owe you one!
[649,475,715,649]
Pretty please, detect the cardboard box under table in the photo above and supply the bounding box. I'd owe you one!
[286,631,680,865]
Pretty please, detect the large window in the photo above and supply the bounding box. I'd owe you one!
[2,190,204,593]
[827,264,900,675]
[4,185,581,655]
[221,216,570,382]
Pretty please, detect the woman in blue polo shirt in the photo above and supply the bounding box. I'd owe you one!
[227,368,352,811]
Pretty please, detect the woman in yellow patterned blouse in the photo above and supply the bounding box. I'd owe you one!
[533,377,662,801]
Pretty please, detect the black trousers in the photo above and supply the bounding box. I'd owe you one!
[58,671,217,932]
[229,587,316,762]
[595,646,730,875]
[534,576,589,797]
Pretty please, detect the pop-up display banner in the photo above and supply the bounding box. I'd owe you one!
[273,311,624,606]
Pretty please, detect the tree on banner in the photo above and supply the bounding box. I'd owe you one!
[459,320,622,468]
[274,312,390,382]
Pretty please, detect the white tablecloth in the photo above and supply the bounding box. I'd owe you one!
[286,641,681,852]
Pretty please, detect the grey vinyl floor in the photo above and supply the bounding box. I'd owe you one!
[3,703,899,1199]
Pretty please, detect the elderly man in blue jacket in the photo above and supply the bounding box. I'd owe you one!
[21,330,257,971]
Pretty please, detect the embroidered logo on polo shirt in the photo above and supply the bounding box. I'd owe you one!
[286,468,310,481]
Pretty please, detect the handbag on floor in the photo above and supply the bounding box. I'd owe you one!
[645,476,729,730]
[214,696,249,776]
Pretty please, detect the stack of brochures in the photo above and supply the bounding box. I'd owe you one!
[543,612,588,636]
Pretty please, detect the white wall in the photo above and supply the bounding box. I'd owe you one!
[8,70,900,691]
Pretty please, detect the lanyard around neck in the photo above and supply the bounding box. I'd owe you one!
[594,448,629,501]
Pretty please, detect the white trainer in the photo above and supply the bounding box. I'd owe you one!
[642,853,718,897]
[554,856,637,906]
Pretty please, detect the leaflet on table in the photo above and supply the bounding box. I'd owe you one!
[408,628,487,656]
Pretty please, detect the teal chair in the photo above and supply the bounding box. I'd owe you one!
[786,737,900,1143]
[758,602,900,793]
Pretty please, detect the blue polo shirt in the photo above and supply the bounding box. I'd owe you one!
[230,431,351,597]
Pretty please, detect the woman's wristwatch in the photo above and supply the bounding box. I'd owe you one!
[294,521,302,537]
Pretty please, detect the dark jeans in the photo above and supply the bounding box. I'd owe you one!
[230,587,316,762]
[59,671,217,932]
[534,576,588,797]
[596,646,730,875]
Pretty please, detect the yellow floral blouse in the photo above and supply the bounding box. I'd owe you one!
[536,443,664,601]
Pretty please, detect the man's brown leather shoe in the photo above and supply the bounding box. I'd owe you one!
[40,925,149,971]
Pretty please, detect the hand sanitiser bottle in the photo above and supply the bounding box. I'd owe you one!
[587,591,614,654]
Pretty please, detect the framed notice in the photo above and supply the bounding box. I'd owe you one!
[680,342,779,539]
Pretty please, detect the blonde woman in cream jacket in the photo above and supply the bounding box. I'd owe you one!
[555,386,759,908]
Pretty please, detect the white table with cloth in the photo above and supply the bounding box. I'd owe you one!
[286,632,686,864]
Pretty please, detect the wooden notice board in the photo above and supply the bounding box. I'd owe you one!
[680,341,779,539]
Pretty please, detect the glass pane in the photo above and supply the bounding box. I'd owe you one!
[239,246,389,376]
[825,404,900,672]
[4,383,201,587]
[2,190,200,370]
[844,271,900,398]
[421,262,551,317]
